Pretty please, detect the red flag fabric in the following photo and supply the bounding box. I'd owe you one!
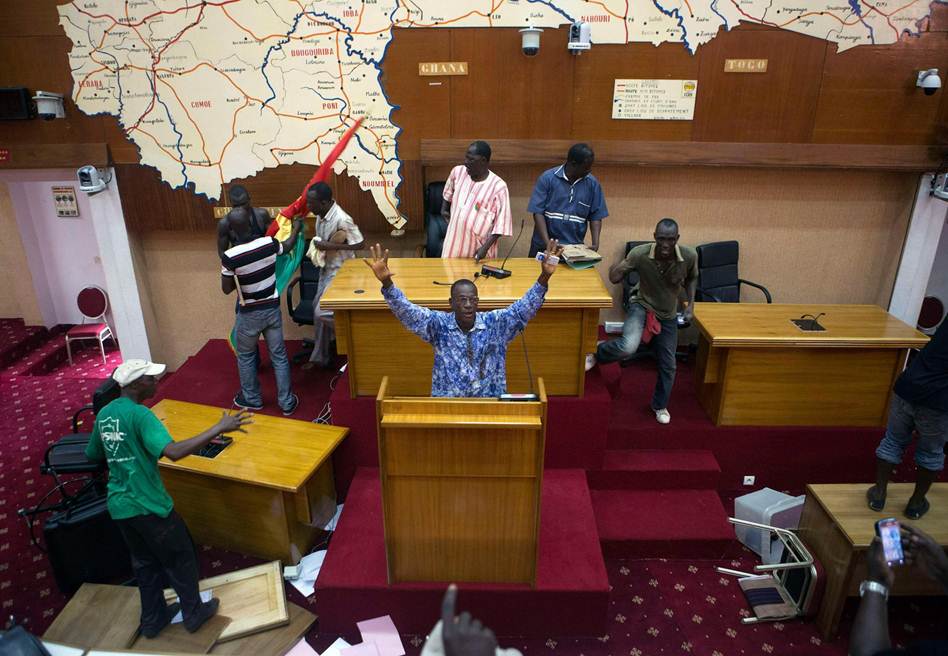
[267,116,365,236]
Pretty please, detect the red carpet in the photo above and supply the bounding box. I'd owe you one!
[316,468,611,637]
[2,332,945,654]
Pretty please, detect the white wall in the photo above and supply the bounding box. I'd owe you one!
[1,169,107,326]
[0,168,152,360]
[889,174,948,325]
[924,217,948,318]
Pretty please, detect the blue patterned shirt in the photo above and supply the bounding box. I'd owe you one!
[381,282,548,397]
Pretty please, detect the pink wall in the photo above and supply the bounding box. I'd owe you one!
[2,169,107,327]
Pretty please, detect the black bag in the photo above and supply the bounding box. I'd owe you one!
[43,493,131,594]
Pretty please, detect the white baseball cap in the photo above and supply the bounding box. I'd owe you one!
[112,359,167,387]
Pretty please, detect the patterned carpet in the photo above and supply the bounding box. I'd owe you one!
[1,324,945,654]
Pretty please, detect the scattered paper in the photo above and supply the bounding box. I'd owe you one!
[324,503,344,531]
[42,642,84,656]
[357,615,405,656]
[290,549,327,597]
[285,637,320,656]
[340,642,381,656]
[320,637,352,656]
[170,589,213,623]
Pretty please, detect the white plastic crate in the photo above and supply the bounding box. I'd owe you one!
[734,488,805,564]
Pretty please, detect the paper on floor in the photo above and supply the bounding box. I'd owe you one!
[357,615,405,656]
[340,642,380,656]
[285,636,320,656]
[290,549,327,597]
[324,503,344,531]
[170,589,213,623]
[42,642,84,656]
[320,637,352,656]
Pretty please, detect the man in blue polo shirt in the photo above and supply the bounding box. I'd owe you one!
[527,143,608,257]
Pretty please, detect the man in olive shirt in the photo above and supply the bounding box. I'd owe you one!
[594,218,697,424]
[86,359,252,637]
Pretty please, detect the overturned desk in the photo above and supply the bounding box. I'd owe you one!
[321,258,612,397]
[153,399,348,563]
[693,304,928,426]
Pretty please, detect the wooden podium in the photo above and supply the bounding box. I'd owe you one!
[376,377,547,585]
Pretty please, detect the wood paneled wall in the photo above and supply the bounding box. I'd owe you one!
[0,3,947,233]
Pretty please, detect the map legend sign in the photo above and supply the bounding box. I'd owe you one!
[612,79,697,121]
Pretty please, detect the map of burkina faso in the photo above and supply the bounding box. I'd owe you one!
[59,1,943,229]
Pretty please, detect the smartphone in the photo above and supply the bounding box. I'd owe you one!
[875,517,904,565]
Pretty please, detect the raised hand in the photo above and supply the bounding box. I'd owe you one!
[364,243,394,286]
[440,584,497,656]
[540,239,564,277]
[216,410,253,435]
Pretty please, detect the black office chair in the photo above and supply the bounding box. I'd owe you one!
[285,259,321,363]
[696,241,772,303]
[618,240,692,364]
[424,181,447,258]
[20,377,119,523]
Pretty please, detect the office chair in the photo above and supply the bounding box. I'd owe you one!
[285,259,321,363]
[717,518,824,624]
[20,377,120,524]
[695,241,772,303]
[424,181,447,257]
[619,240,693,364]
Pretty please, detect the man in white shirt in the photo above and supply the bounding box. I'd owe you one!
[305,182,365,368]
[440,141,513,261]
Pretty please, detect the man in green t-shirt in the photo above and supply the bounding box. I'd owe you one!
[592,218,698,425]
[86,359,252,638]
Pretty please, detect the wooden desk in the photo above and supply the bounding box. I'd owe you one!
[153,399,348,563]
[321,258,613,397]
[693,304,928,426]
[797,483,948,640]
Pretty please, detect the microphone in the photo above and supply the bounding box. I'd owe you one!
[500,328,539,401]
[481,218,525,279]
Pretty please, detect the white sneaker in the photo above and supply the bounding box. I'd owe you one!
[654,408,671,424]
[585,353,597,372]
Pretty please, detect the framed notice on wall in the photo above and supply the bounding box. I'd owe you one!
[612,79,697,120]
[52,186,80,217]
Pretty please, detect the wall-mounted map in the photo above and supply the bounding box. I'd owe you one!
[59,1,944,229]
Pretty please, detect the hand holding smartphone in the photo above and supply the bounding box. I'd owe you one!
[875,517,904,565]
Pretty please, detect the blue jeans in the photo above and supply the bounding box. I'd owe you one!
[876,393,948,471]
[596,303,678,410]
[234,306,294,410]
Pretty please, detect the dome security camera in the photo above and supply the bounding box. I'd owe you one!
[917,69,941,96]
[520,26,542,56]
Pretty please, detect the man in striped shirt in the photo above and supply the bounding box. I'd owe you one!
[221,210,304,415]
[440,141,513,261]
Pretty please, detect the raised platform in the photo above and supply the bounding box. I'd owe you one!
[315,468,611,637]
[329,367,612,497]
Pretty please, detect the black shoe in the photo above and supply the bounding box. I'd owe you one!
[282,393,300,416]
[904,497,930,520]
[233,394,263,411]
[184,598,220,634]
[140,602,181,639]
[866,485,886,512]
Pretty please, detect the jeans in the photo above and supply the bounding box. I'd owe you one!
[596,303,678,410]
[309,273,336,366]
[115,511,201,633]
[876,393,948,471]
[234,305,294,410]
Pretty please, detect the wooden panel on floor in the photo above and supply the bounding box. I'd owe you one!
[43,584,141,650]
[210,602,316,656]
[130,615,230,654]
[164,562,289,643]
